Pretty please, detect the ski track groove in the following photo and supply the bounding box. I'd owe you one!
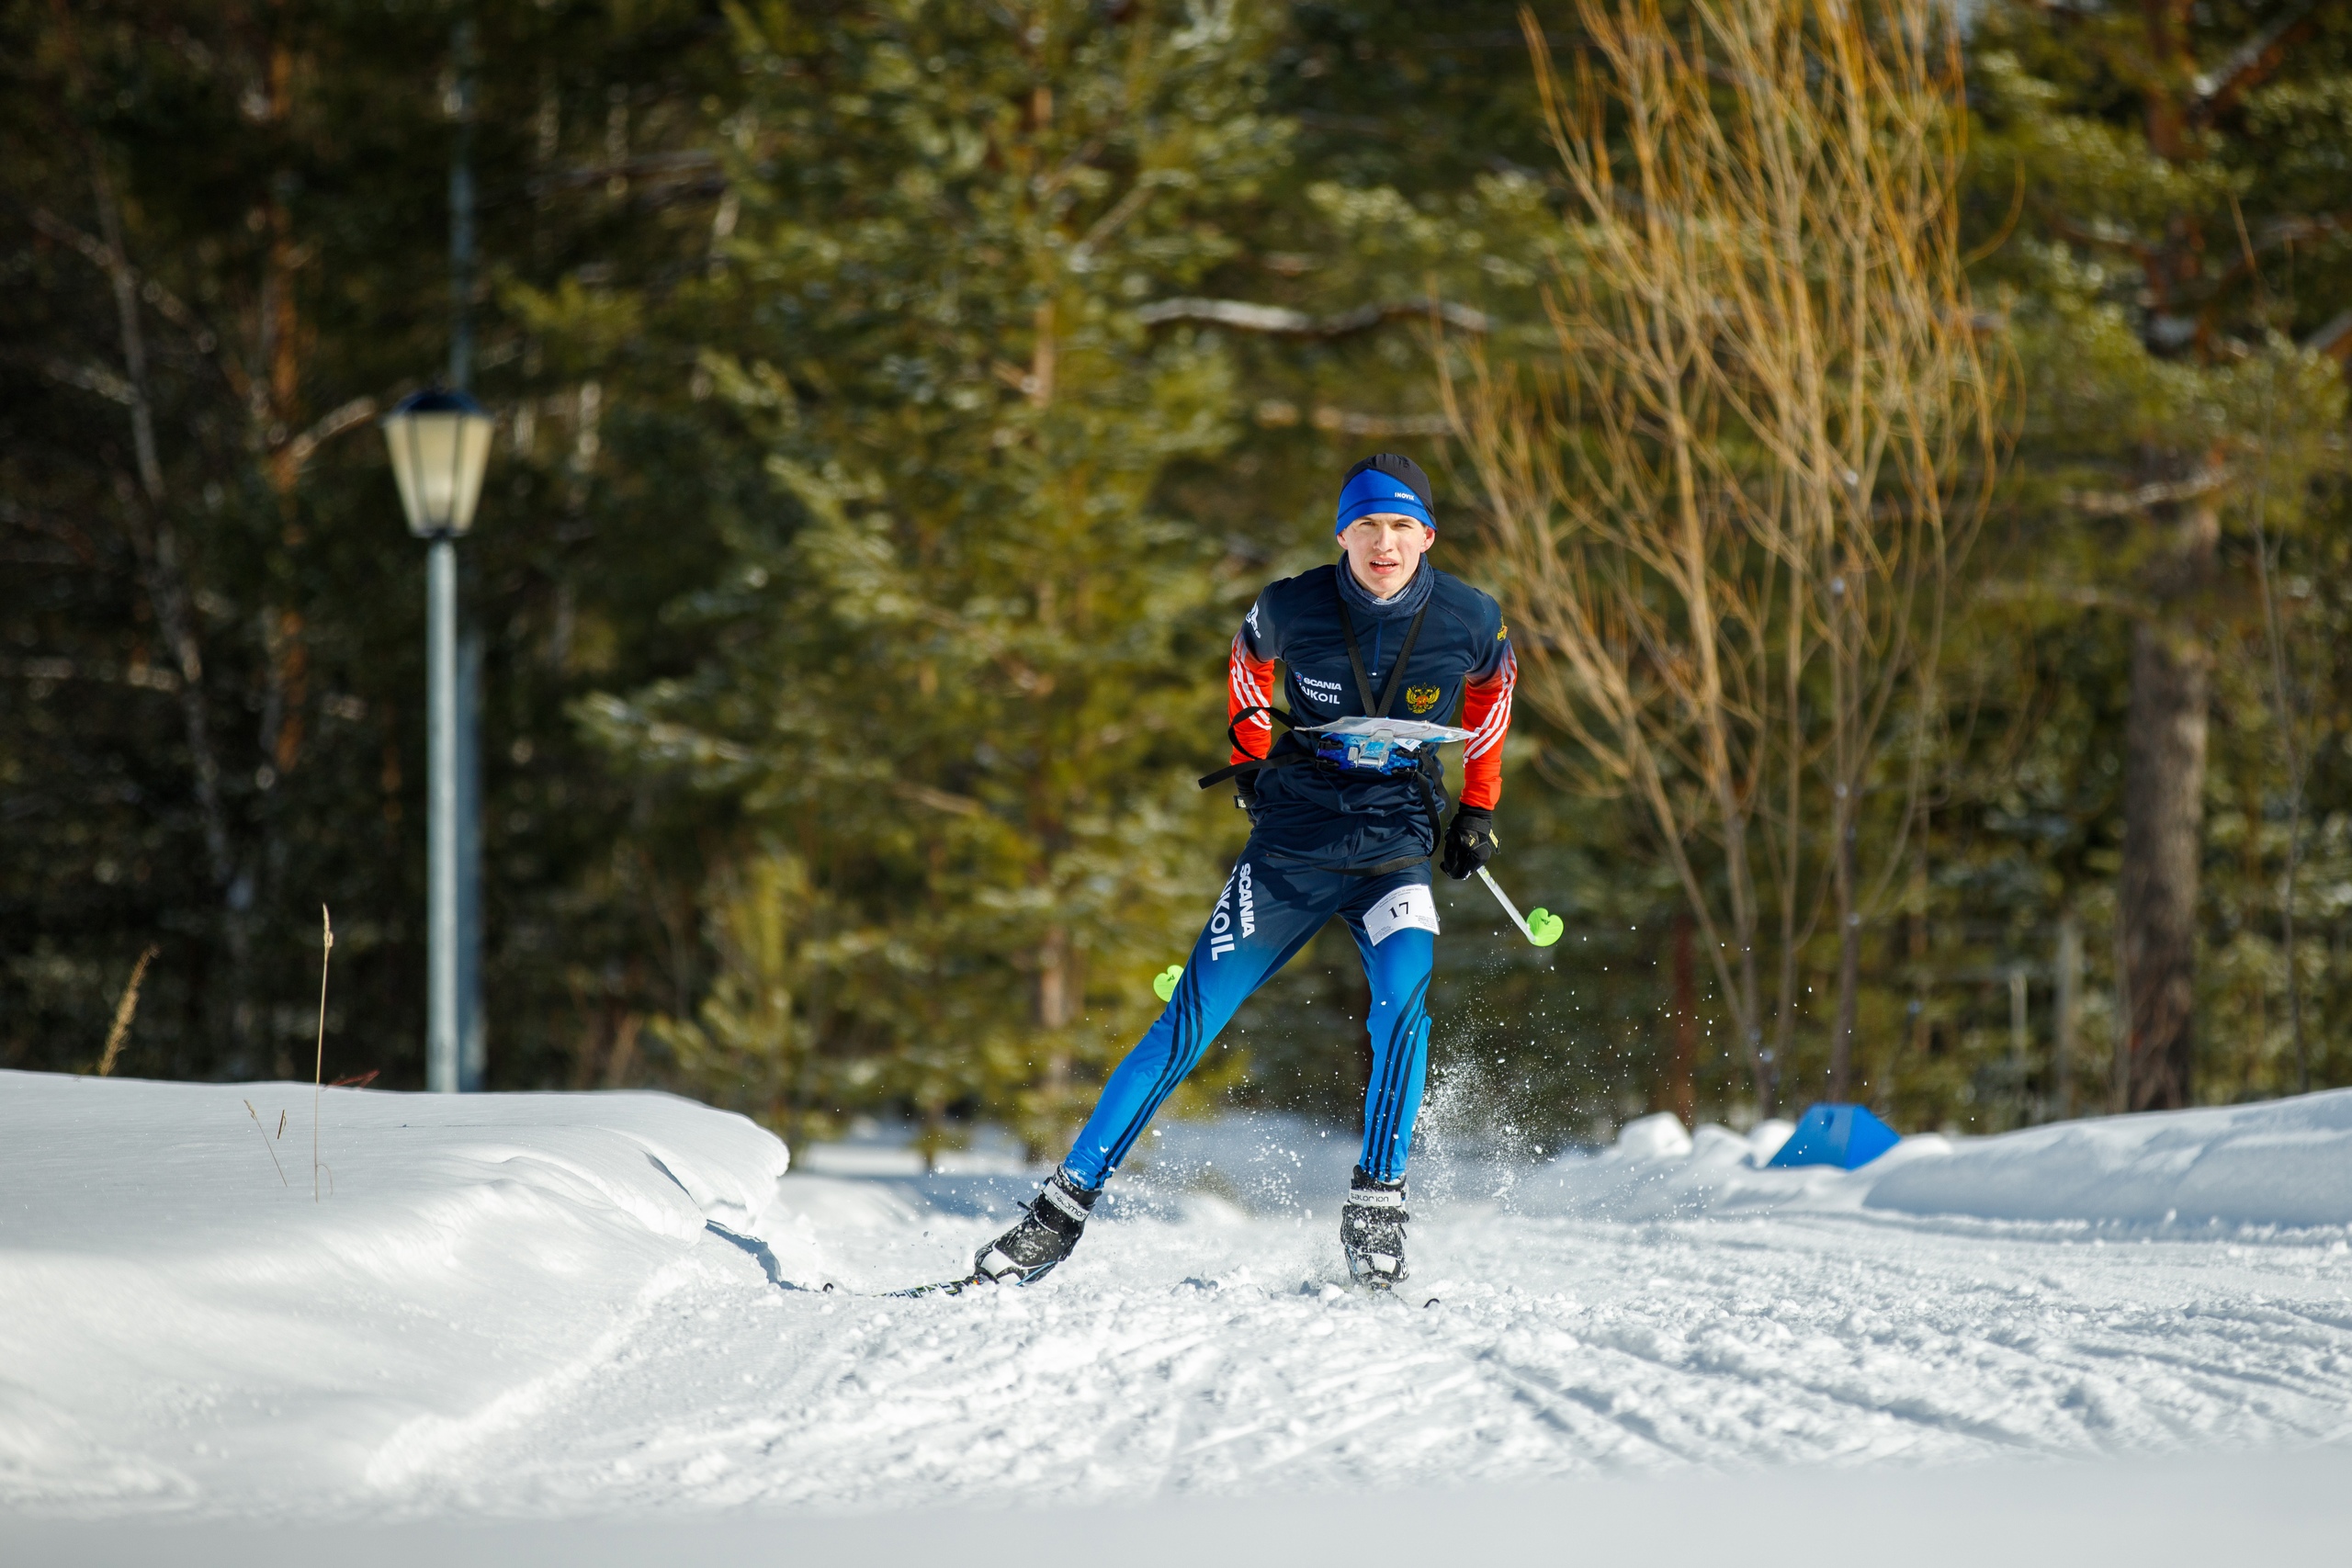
[66,1193,2352,1522]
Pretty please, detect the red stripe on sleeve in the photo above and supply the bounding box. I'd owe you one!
[1457,647,1516,810]
[1230,632,1276,765]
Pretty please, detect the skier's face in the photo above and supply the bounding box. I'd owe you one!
[1340,513,1435,599]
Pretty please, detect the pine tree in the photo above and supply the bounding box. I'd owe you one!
[1965,0,2351,1109]
[1,0,743,1084]
[584,0,1289,1145]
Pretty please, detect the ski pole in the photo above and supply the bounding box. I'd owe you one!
[1151,871,1557,991]
[1477,866,1563,947]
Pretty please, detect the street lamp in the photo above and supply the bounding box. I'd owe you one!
[381,388,492,1093]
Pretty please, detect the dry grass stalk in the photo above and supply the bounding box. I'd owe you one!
[244,1099,288,1186]
[313,905,334,1201]
[1448,0,2005,1111]
[96,944,159,1077]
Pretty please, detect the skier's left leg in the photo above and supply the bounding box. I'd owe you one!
[1346,878,1437,1182]
[1336,874,1437,1287]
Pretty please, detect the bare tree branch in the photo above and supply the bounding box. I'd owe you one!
[32,205,252,401]
[2308,309,2352,362]
[41,357,137,406]
[2061,468,2231,515]
[1456,0,2005,1111]
[1137,297,1491,336]
[2192,0,2323,120]
[893,781,988,817]
[45,0,236,895]
[277,395,380,470]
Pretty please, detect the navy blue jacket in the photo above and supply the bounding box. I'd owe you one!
[1227,563,1516,872]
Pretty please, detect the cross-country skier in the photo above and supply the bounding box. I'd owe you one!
[971,453,1516,1291]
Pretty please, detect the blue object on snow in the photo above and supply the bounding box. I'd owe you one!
[1766,1103,1901,1169]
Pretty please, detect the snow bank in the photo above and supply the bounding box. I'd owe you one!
[1530,1090,2352,1231]
[1516,1111,1926,1220]
[1863,1090,2352,1228]
[0,1070,788,1515]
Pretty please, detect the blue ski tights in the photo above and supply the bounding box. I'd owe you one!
[1062,850,1435,1190]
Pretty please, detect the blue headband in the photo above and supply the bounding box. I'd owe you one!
[1335,468,1435,535]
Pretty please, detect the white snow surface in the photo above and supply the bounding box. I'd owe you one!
[0,1071,786,1514]
[8,1067,2352,1554]
[1539,1093,2352,1228]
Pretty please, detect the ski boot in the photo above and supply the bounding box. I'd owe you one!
[1340,1166,1408,1290]
[973,1167,1098,1285]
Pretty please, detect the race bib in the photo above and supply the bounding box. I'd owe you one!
[1364,883,1440,946]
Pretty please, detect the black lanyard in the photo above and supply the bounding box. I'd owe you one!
[1334,583,1430,719]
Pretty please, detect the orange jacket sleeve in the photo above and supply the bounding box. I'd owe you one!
[1457,645,1516,810]
[1229,631,1277,765]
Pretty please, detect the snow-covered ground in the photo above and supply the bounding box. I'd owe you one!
[7,1068,2352,1562]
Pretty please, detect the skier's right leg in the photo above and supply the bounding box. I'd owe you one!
[972,851,1338,1284]
[1061,852,1337,1188]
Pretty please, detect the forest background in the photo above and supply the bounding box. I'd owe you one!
[6,0,2350,1160]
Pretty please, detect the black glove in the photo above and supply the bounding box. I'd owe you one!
[1235,772,1261,823]
[1441,806,1497,882]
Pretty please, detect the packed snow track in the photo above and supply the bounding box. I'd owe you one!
[6,1069,2352,1559]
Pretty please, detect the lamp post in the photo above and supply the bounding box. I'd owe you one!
[381,389,492,1092]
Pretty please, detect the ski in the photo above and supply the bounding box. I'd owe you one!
[803,1277,985,1299]
[879,1274,989,1299]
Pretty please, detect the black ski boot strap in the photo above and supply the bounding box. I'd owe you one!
[1347,1166,1407,1208]
[1034,1168,1097,1233]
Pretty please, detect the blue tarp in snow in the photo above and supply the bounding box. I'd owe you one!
[1766,1103,1901,1169]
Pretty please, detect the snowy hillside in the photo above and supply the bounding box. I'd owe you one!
[6,1068,2352,1561]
